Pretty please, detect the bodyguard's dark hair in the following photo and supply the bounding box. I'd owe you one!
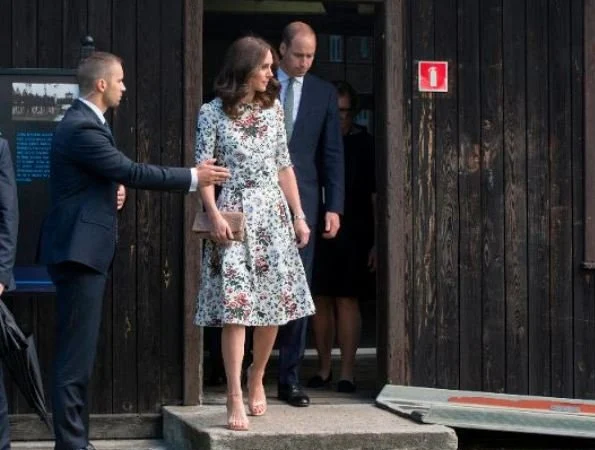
[333,80,360,115]
[77,51,122,96]
[215,36,280,118]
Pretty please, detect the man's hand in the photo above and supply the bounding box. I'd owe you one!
[197,159,230,187]
[116,184,126,210]
[322,212,340,239]
[0,283,4,297]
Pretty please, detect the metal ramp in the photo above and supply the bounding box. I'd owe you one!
[376,385,595,439]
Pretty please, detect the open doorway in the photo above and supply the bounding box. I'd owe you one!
[200,0,381,399]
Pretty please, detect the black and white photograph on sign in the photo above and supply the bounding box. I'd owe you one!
[12,82,78,122]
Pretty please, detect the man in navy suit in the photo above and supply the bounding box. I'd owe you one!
[0,136,18,450]
[276,22,345,407]
[38,52,229,450]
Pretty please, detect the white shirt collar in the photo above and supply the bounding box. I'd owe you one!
[277,67,304,84]
[78,98,107,124]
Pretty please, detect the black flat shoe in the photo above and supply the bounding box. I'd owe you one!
[278,383,310,407]
[337,379,356,393]
[306,372,332,388]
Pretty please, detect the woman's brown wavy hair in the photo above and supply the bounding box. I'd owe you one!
[214,36,281,118]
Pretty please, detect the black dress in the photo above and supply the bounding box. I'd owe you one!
[312,125,375,298]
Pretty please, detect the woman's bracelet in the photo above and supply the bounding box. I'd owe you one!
[293,213,307,221]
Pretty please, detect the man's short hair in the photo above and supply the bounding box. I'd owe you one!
[281,21,316,47]
[77,52,122,96]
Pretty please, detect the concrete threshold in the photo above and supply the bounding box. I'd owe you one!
[12,440,168,450]
[163,403,457,450]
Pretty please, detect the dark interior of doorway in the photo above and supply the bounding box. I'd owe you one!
[202,1,378,391]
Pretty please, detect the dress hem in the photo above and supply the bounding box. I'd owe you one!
[193,312,314,328]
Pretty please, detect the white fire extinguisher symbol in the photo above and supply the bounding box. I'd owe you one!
[429,67,438,87]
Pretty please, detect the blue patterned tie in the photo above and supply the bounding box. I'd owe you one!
[283,77,295,140]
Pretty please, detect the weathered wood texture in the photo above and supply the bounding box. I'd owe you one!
[376,0,410,386]
[404,0,593,398]
[1,0,202,432]
[183,0,204,405]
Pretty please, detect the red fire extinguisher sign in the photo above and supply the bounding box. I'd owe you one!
[418,61,448,93]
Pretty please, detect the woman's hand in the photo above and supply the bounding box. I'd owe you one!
[368,245,377,272]
[209,212,234,244]
[294,218,310,249]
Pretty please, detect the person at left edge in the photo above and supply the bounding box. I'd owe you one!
[0,135,19,450]
[38,51,230,450]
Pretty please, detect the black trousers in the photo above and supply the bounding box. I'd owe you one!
[48,262,107,450]
[276,231,316,386]
[0,363,9,450]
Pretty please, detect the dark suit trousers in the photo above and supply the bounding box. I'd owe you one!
[48,262,107,450]
[277,232,316,385]
[0,363,9,450]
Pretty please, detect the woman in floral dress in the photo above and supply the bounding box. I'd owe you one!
[194,36,314,431]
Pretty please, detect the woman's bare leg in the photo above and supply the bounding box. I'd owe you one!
[335,297,361,382]
[311,296,335,379]
[222,324,248,430]
[247,326,278,415]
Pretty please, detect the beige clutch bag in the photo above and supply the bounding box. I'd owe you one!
[192,211,246,242]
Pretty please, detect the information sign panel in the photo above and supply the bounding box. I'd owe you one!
[0,69,78,292]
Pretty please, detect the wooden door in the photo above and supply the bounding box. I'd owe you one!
[183,0,204,405]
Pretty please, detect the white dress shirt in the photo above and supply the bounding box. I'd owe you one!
[277,68,304,124]
[79,97,106,124]
[77,98,198,191]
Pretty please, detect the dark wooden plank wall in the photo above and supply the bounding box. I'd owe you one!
[576,1,595,400]
[0,0,192,420]
[406,0,595,398]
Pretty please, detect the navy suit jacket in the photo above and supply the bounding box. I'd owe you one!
[38,99,192,274]
[0,138,18,291]
[288,73,344,223]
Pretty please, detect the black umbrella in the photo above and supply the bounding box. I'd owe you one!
[0,299,52,431]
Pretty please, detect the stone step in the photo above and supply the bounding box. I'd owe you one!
[163,403,457,450]
[12,440,168,450]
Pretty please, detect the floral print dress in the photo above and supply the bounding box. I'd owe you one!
[193,98,315,327]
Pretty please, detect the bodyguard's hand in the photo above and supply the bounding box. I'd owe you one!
[116,184,126,210]
[294,219,310,248]
[322,212,340,239]
[197,159,230,187]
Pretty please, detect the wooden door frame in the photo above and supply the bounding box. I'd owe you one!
[584,0,595,267]
[182,0,204,405]
[181,0,409,405]
[375,0,409,388]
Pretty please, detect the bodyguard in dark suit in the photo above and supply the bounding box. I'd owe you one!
[38,52,229,450]
[0,137,18,450]
[276,22,345,407]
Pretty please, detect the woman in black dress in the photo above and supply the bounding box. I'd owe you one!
[308,81,375,393]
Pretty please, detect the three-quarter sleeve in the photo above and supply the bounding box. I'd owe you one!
[274,100,293,170]
[194,102,218,164]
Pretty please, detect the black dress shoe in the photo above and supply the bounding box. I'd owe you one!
[306,372,332,388]
[278,383,310,407]
[337,379,356,393]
